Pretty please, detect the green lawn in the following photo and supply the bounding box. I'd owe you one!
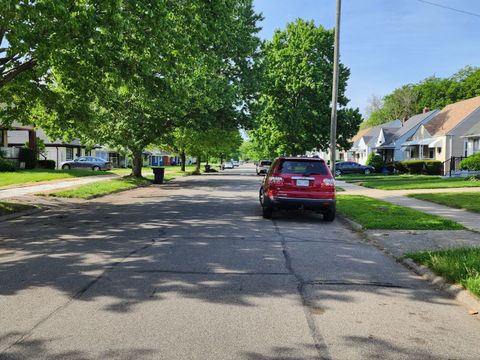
[406,248,480,298]
[336,186,345,192]
[337,195,463,230]
[0,169,112,188]
[341,174,480,190]
[41,177,151,199]
[0,201,37,216]
[409,192,480,213]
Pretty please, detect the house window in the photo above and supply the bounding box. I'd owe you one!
[429,148,434,159]
[464,141,468,157]
[474,139,480,153]
[437,147,442,154]
[0,130,4,147]
[66,147,74,160]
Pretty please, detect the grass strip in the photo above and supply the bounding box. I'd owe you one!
[406,248,480,298]
[408,192,480,214]
[0,169,112,188]
[43,177,151,199]
[336,195,463,230]
[0,201,37,216]
[340,175,480,190]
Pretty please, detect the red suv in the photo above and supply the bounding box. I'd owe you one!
[259,157,336,221]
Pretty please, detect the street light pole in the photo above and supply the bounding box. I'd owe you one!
[329,0,341,176]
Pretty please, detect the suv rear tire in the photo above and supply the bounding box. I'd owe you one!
[323,210,335,222]
[262,206,273,219]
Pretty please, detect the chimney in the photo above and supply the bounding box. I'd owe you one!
[423,107,430,113]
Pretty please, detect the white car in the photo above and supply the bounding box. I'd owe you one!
[223,162,234,169]
[256,160,272,175]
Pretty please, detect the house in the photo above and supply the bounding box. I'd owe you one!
[462,121,480,157]
[1,122,37,164]
[144,149,182,166]
[401,96,480,162]
[7,127,89,168]
[347,120,402,164]
[375,109,439,162]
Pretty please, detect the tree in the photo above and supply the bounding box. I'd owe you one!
[362,65,480,129]
[364,95,383,118]
[31,0,261,178]
[250,19,362,156]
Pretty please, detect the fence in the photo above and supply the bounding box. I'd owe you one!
[442,156,465,176]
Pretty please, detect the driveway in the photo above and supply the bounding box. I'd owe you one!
[0,166,479,359]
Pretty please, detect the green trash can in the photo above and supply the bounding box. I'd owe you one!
[152,167,165,184]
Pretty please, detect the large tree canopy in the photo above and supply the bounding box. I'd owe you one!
[1,0,262,177]
[361,66,480,129]
[249,19,361,157]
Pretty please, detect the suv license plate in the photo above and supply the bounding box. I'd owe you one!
[296,179,310,187]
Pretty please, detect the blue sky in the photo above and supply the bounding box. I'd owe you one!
[253,0,480,116]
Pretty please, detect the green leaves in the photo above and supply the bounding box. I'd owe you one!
[250,19,361,157]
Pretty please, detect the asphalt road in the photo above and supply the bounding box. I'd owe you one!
[0,166,479,359]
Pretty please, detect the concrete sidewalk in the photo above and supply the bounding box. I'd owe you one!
[0,175,118,200]
[337,180,480,232]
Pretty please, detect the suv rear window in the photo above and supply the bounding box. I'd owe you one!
[277,160,328,175]
[260,161,272,166]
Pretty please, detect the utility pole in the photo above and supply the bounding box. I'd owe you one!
[329,0,341,176]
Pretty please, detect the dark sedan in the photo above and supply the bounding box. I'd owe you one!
[61,156,112,171]
[335,161,375,176]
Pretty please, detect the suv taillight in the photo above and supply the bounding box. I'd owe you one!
[323,178,335,186]
[269,176,284,185]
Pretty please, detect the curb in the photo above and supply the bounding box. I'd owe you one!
[0,207,45,223]
[339,214,480,316]
[401,258,480,315]
[337,214,363,231]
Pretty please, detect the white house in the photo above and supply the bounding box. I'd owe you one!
[347,120,402,164]
[462,121,480,157]
[401,96,480,163]
[7,127,89,168]
[374,109,439,162]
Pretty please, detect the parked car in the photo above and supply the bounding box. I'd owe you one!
[256,160,272,175]
[61,156,112,171]
[259,157,336,221]
[232,160,240,167]
[334,161,375,176]
[223,161,234,169]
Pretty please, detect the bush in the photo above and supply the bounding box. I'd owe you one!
[36,160,56,169]
[18,148,36,169]
[401,160,442,175]
[0,158,16,172]
[366,153,384,173]
[460,153,480,171]
[424,160,442,175]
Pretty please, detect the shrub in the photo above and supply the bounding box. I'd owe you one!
[401,160,442,175]
[36,160,56,169]
[18,148,36,169]
[366,153,384,172]
[424,160,442,175]
[460,153,480,171]
[0,158,16,172]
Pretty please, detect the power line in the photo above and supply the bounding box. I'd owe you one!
[415,0,480,18]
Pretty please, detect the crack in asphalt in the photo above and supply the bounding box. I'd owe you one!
[304,280,409,289]
[133,269,291,275]
[0,238,158,355]
[273,220,332,360]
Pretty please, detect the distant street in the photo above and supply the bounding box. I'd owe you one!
[1,165,479,359]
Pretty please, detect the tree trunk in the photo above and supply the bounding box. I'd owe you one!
[181,150,186,172]
[195,155,201,173]
[132,149,143,178]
